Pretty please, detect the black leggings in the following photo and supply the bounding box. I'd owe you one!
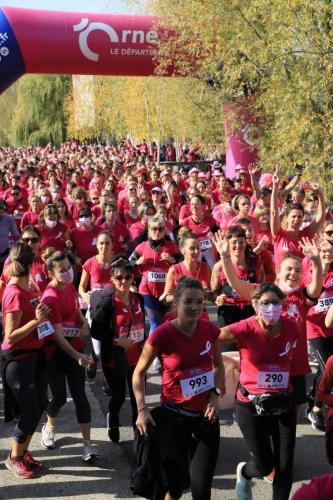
[151,406,220,500]
[235,401,296,500]
[102,365,137,429]
[218,304,255,352]
[46,350,91,424]
[308,336,333,408]
[5,354,48,443]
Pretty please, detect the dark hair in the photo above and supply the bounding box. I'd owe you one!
[251,282,285,302]
[97,230,113,242]
[233,194,250,211]
[111,257,133,276]
[259,187,272,198]
[285,203,304,215]
[78,206,92,218]
[44,249,70,272]
[8,242,34,277]
[138,201,155,218]
[21,225,41,238]
[174,277,204,300]
[237,217,252,227]
[190,194,205,205]
[102,200,118,216]
[225,225,247,239]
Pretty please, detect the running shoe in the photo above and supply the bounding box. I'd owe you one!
[307,410,325,431]
[5,455,35,479]
[82,441,99,463]
[263,467,275,484]
[152,357,161,373]
[86,355,98,380]
[235,462,252,500]
[106,412,120,443]
[41,423,56,449]
[23,451,45,470]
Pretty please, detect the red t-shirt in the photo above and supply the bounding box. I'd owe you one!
[306,272,333,339]
[172,261,210,289]
[71,226,101,262]
[228,316,299,402]
[282,289,311,376]
[2,257,49,292]
[228,214,260,235]
[42,283,84,351]
[104,293,144,368]
[1,284,42,351]
[135,240,179,297]
[82,256,112,289]
[147,319,220,411]
[273,227,311,267]
[38,223,69,252]
[292,474,333,500]
[20,211,40,229]
[99,220,130,255]
[129,221,146,241]
[181,215,217,252]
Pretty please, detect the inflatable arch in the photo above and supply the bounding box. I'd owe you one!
[0,6,257,176]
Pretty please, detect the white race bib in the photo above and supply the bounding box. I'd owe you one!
[147,271,166,283]
[315,296,333,313]
[63,326,80,337]
[180,369,214,398]
[130,326,145,343]
[199,238,212,250]
[37,320,55,340]
[257,371,289,389]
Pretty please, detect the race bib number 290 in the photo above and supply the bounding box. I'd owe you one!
[180,370,214,398]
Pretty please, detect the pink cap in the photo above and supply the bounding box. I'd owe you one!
[160,170,170,178]
[189,167,200,176]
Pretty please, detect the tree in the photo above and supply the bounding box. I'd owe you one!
[145,0,333,183]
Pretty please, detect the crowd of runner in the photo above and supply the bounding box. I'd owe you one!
[1,139,333,499]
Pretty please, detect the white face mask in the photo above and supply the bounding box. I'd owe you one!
[41,195,50,204]
[79,217,92,226]
[278,279,299,294]
[45,219,57,229]
[59,267,74,284]
[258,304,282,325]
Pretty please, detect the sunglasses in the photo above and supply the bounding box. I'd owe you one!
[22,237,40,244]
[325,231,333,236]
[152,191,162,195]
[12,192,19,196]
[113,274,132,281]
[150,226,165,232]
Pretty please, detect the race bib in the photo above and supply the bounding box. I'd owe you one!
[63,323,80,337]
[315,296,333,313]
[180,369,214,398]
[199,238,212,250]
[257,371,289,389]
[147,271,166,283]
[37,320,55,340]
[130,325,145,343]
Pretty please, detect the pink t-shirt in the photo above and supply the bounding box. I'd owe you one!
[306,271,333,340]
[71,226,101,262]
[38,223,69,252]
[82,256,112,289]
[273,227,311,267]
[1,284,43,351]
[228,316,299,402]
[147,319,220,411]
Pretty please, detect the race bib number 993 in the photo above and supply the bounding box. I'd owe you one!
[180,370,214,398]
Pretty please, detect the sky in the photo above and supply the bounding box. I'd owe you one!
[0,0,135,14]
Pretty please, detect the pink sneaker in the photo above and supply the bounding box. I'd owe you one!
[24,450,45,470]
[5,454,35,479]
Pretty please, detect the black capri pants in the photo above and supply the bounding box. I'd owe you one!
[46,349,91,424]
[5,353,48,443]
[235,400,297,500]
[308,336,333,408]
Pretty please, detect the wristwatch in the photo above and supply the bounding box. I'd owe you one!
[211,387,221,396]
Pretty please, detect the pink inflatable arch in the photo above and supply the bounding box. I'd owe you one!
[0,6,159,94]
[0,6,258,174]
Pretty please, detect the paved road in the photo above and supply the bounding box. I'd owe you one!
[0,365,331,500]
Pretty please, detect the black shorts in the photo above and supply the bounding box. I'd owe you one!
[290,375,307,405]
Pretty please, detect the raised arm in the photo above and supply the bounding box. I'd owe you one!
[270,168,281,239]
[299,237,323,299]
[211,231,255,302]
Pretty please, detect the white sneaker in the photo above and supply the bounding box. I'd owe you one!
[236,462,252,500]
[41,424,55,449]
[152,357,161,372]
[82,441,99,463]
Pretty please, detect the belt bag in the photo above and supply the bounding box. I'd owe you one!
[252,392,292,416]
[239,384,292,416]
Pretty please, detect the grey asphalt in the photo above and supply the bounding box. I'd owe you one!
[0,366,332,500]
